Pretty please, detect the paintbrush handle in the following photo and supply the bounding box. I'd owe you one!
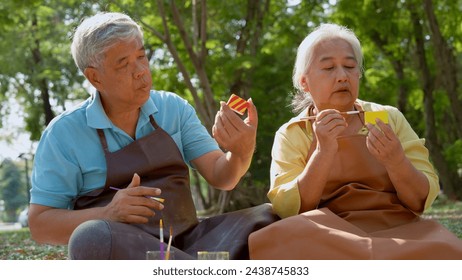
[301,110,363,120]
[165,236,172,260]
[159,219,165,259]
[109,186,165,202]
[165,226,173,260]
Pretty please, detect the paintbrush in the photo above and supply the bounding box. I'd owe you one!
[159,219,165,260]
[301,110,364,120]
[109,186,165,203]
[165,225,173,260]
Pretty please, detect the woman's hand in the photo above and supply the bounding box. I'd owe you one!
[365,119,406,168]
[312,109,348,154]
[366,119,429,212]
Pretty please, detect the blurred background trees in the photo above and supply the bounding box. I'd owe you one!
[0,159,27,222]
[1,0,461,217]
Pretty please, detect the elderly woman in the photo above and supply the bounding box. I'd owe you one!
[249,23,462,259]
[28,12,277,260]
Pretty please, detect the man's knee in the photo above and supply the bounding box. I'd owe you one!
[68,220,112,260]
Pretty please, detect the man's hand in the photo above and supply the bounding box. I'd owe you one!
[106,173,163,224]
[212,98,257,160]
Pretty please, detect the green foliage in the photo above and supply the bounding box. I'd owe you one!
[0,0,93,140]
[444,140,462,172]
[0,159,27,222]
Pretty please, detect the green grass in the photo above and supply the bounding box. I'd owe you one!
[422,195,462,238]
[1,196,461,260]
[0,229,68,260]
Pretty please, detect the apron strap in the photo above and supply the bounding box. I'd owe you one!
[149,115,159,129]
[96,114,159,155]
[97,129,110,154]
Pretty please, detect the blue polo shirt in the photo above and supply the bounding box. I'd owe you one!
[31,90,219,209]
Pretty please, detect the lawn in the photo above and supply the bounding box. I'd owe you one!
[421,194,462,238]
[0,229,68,260]
[1,195,461,260]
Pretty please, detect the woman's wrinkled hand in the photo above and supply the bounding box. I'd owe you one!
[312,109,348,154]
[365,119,406,168]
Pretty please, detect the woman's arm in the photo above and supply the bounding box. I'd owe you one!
[269,110,348,217]
[366,117,433,213]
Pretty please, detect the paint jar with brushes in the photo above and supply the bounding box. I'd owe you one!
[146,250,175,260]
[146,220,174,260]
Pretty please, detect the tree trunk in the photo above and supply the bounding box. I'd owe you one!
[169,0,217,124]
[424,0,462,140]
[409,4,460,200]
[230,0,269,99]
[31,13,55,125]
[394,62,408,114]
[368,31,408,114]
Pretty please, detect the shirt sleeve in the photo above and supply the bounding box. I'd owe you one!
[30,128,83,209]
[268,122,311,218]
[179,100,220,165]
[388,107,440,210]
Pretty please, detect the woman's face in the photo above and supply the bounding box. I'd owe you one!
[300,38,360,112]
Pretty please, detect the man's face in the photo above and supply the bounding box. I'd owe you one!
[301,38,360,112]
[90,37,152,111]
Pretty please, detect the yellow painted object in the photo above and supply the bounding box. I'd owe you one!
[365,111,389,125]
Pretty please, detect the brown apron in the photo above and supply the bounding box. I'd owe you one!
[249,116,462,259]
[73,115,279,259]
[73,116,198,237]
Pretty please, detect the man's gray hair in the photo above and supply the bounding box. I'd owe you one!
[71,12,143,73]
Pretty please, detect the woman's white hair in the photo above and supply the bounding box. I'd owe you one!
[291,23,363,113]
[71,12,143,73]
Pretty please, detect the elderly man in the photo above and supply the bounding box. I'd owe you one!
[29,12,277,260]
